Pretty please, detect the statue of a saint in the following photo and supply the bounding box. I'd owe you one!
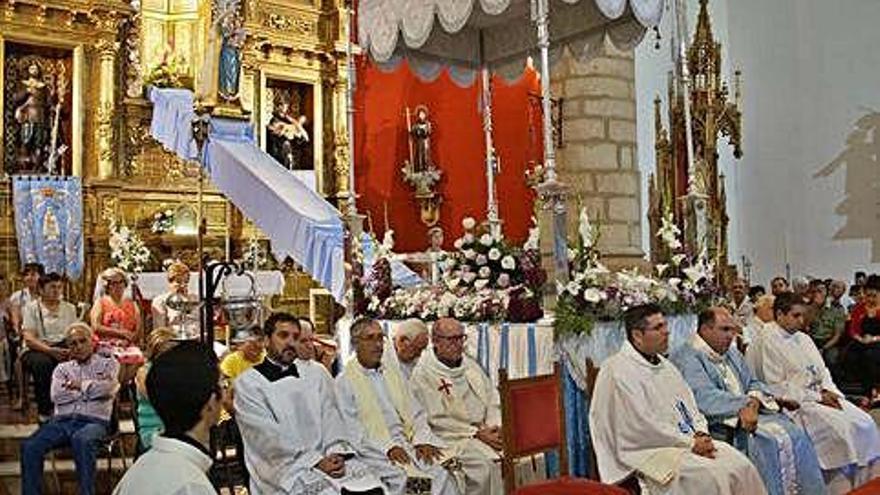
[409,105,432,173]
[215,0,246,102]
[12,64,52,173]
[267,98,311,170]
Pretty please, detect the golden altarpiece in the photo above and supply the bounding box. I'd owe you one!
[0,0,353,329]
[647,0,742,281]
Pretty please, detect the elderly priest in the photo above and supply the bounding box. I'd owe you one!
[409,317,502,495]
[750,292,880,494]
[234,313,389,494]
[336,317,459,495]
[589,304,766,495]
[670,306,826,495]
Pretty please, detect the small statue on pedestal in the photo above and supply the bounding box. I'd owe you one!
[401,105,442,226]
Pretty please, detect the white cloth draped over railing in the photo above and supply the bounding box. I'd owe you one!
[359,0,664,84]
[147,88,346,302]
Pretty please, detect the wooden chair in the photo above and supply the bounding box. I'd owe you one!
[584,358,641,495]
[499,362,628,495]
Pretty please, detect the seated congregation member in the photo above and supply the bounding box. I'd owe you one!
[20,272,78,421]
[750,285,766,304]
[771,276,790,297]
[9,262,44,333]
[392,318,429,380]
[847,275,880,399]
[299,317,339,375]
[135,327,178,451]
[726,277,754,328]
[91,267,144,381]
[235,313,385,494]
[808,283,845,370]
[670,307,826,495]
[409,317,503,495]
[752,292,880,494]
[589,304,766,495]
[218,327,265,419]
[336,318,459,495]
[21,323,119,495]
[114,342,222,495]
[745,294,775,373]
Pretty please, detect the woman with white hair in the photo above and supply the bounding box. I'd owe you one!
[90,267,144,382]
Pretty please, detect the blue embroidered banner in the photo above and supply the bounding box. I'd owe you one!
[11,176,84,279]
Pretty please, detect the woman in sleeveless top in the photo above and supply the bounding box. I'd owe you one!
[91,268,145,382]
[848,275,880,399]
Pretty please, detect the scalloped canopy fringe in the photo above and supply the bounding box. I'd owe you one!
[359,0,663,83]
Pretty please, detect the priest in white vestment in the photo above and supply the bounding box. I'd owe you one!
[392,318,429,380]
[744,294,775,374]
[670,307,826,495]
[751,293,880,494]
[235,313,395,494]
[336,318,459,495]
[409,318,502,495]
[589,304,767,495]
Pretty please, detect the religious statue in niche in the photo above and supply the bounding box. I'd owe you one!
[401,105,442,226]
[3,45,72,175]
[266,81,313,170]
[214,0,246,103]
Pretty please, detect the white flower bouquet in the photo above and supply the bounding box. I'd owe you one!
[109,220,151,274]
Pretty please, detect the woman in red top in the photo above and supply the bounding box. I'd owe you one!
[90,267,144,382]
[848,274,880,398]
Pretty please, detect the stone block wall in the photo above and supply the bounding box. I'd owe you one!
[550,40,644,265]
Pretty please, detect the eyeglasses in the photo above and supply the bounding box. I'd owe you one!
[434,334,467,343]
[358,333,387,344]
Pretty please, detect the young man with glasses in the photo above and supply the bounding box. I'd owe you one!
[409,317,502,494]
[670,307,824,495]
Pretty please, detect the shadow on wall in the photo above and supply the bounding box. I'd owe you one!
[814,111,880,262]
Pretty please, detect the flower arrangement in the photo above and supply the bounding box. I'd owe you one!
[554,208,720,337]
[358,217,546,323]
[240,236,268,271]
[143,49,191,89]
[151,208,175,234]
[108,220,151,274]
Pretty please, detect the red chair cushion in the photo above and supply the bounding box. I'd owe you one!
[847,478,880,495]
[509,381,561,453]
[514,476,630,495]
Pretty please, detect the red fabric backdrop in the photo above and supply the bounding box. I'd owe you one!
[354,59,543,253]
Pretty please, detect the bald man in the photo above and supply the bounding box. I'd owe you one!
[409,318,502,494]
[392,318,429,380]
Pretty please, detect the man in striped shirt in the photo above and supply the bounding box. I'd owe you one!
[20,322,119,495]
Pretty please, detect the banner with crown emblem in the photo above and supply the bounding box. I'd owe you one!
[11,176,84,280]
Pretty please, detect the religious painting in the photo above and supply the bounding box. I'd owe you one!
[3,42,74,176]
[264,78,313,171]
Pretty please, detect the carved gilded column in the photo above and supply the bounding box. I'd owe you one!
[332,76,350,202]
[95,38,119,179]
